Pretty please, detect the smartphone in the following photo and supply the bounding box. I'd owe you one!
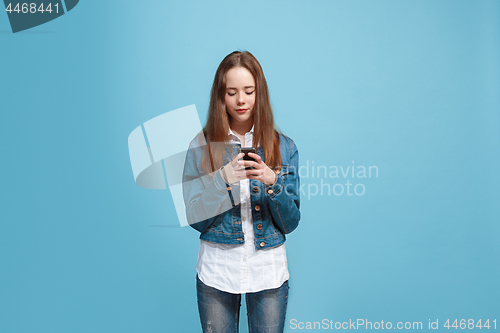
[240,147,256,170]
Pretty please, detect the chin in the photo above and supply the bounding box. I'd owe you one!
[237,116,252,123]
[230,113,251,122]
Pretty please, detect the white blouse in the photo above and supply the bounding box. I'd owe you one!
[196,126,289,294]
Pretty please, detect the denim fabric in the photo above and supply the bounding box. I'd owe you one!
[196,275,289,333]
[182,132,300,250]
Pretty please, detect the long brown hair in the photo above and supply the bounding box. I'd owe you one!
[202,51,281,174]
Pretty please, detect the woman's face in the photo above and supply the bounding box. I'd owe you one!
[224,66,256,126]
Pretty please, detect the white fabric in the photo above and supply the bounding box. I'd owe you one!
[196,126,289,293]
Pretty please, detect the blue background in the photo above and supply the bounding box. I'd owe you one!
[1,0,499,332]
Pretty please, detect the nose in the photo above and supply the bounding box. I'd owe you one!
[237,93,245,105]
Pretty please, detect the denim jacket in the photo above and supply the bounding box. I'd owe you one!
[182,131,300,250]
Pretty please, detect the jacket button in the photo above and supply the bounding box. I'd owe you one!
[227,186,231,191]
[267,189,273,194]
[260,241,265,247]
[253,186,259,192]
[255,205,260,211]
[257,224,262,230]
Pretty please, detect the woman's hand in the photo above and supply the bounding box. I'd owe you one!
[220,153,246,184]
[242,153,277,186]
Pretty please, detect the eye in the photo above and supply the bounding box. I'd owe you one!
[246,91,255,95]
[227,92,236,96]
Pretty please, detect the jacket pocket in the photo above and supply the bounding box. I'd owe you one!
[210,215,223,232]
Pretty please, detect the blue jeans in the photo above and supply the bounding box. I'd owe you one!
[196,275,289,333]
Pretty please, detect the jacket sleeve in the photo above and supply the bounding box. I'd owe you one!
[182,143,233,233]
[264,140,300,234]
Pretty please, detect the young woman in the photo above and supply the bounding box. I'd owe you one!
[182,50,300,333]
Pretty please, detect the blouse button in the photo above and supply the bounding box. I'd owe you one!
[253,186,259,192]
[226,186,231,191]
[257,224,262,230]
[255,205,260,211]
[267,189,273,194]
[276,170,280,174]
[260,241,265,247]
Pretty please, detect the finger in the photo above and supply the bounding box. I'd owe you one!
[233,153,245,162]
[234,170,246,178]
[235,165,246,172]
[231,154,245,167]
[244,169,261,178]
[246,174,261,182]
[240,160,259,168]
[247,152,262,163]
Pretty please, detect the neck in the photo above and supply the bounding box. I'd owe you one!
[229,118,253,136]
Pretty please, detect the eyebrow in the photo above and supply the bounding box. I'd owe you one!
[226,86,255,90]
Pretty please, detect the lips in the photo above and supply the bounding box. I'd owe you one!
[236,109,247,113]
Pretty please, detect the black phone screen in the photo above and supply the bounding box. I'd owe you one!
[240,148,256,169]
